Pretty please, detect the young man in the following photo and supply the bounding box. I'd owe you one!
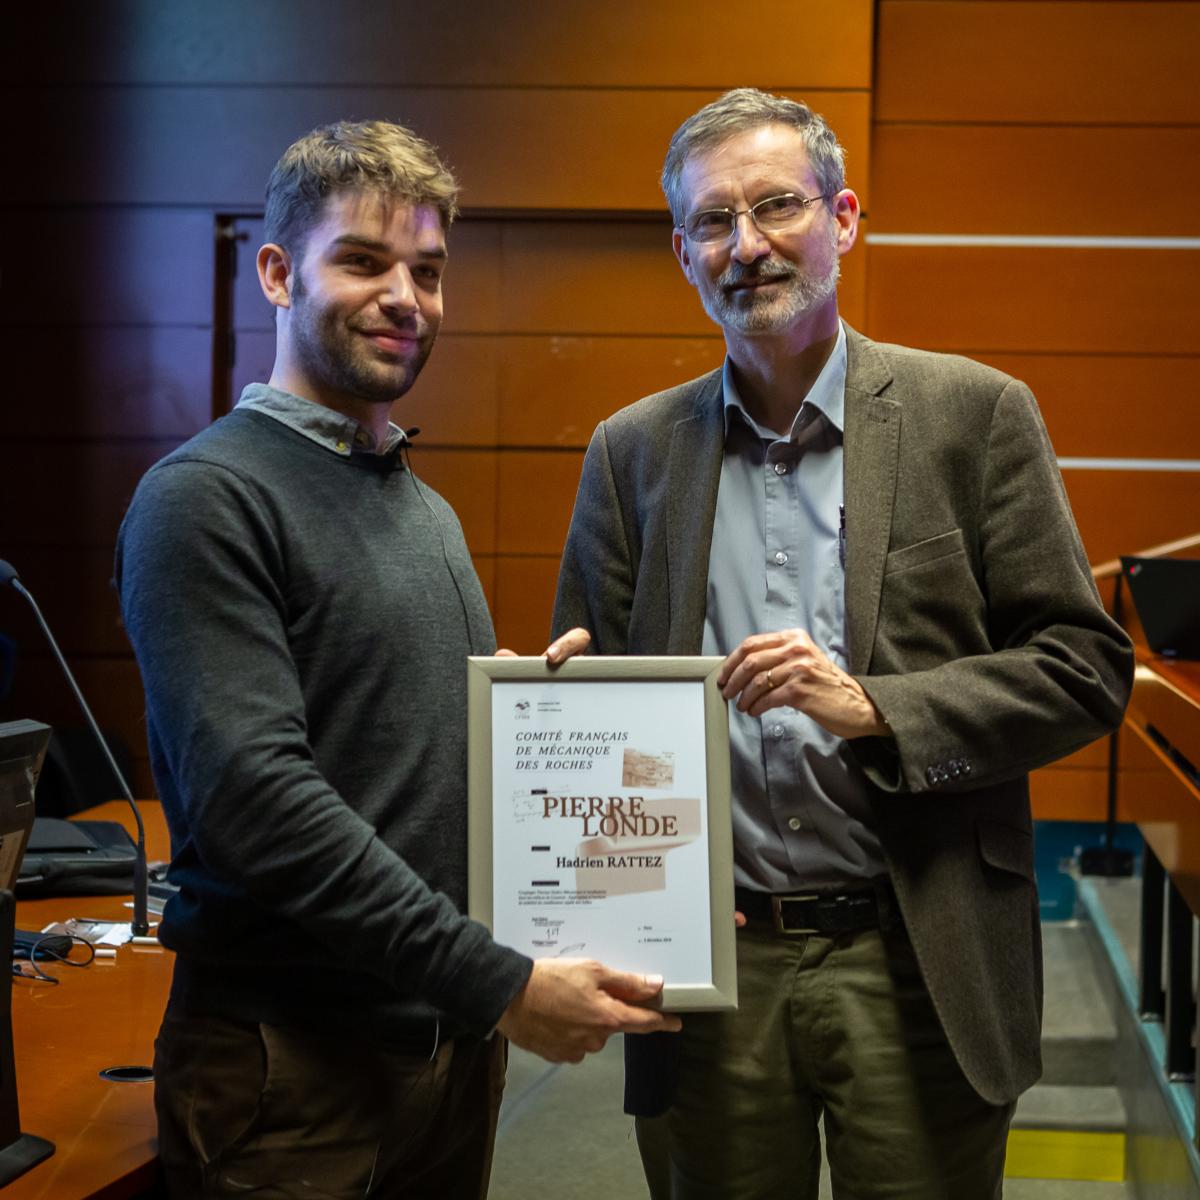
[117,119,677,1200]
[552,89,1133,1198]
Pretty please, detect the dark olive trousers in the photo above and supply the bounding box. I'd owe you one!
[636,920,1016,1200]
[153,1009,506,1199]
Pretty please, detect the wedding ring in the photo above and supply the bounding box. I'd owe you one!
[765,668,775,690]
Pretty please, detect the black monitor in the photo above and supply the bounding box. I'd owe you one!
[0,721,45,890]
[0,719,54,1182]
[1121,556,1200,660]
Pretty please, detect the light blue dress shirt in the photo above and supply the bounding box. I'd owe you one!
[701,324,888,891]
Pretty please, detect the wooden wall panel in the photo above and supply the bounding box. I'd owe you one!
[1029,767,1105,822]
[872,125,1200,236]
[866,246,1200,354]
[9,1,873,90]
[0,209,214,326]
[0,443,168,549]
[876,1,1200,124]
[497,452,587,556]
[969,353,1200,460]
[1028,730,1164,822]
[493,556,562,656]
[21,88,872,214]
[499,335,724,448]
[0,328,212,441]
[1030,764,1158,823]
[499,222,703,335]
[1061,469,1200,566]
[869,0,1199,685]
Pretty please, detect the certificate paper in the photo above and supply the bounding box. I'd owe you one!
[468,657,736,1011]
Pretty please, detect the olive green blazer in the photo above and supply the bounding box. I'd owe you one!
[552,324,1132,1111]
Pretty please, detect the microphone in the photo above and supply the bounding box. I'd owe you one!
[0,561,150,936]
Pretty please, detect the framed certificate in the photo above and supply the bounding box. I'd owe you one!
[467,656,736,1011]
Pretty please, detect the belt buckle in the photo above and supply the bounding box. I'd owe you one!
[771,893,820,935]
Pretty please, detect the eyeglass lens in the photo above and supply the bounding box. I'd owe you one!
[684,194,816,243]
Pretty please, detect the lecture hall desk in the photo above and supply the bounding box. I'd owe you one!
[1121,649,1200,914]
[9,800,171,1198]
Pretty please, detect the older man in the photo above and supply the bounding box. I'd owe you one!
[117,119,677,1200]
[553,89,1132,1199]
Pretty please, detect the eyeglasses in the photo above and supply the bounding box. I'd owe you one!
[677,193,835,244]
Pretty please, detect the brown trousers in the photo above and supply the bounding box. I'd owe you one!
[153,1009,506,1199]
[636,920,1016,1200]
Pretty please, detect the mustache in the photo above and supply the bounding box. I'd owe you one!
[719,260,797,290]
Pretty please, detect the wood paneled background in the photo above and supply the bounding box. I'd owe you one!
[2,0,1196,817]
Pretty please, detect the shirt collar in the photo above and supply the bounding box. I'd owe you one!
[721,320,848,442]
[236,383,408,457]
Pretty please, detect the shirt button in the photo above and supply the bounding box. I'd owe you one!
[335,440,348,453]
[774,551,788,566]
[787,817,802,831]
[771,724,785,739]
[773,462,789,476]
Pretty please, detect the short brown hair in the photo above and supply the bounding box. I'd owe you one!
[662,89,845,224]
[264,119,459,252]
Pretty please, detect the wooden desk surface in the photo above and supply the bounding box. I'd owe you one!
[1140,653,1200,709]
[1129,648,1200,771]
[8,801,172,1199]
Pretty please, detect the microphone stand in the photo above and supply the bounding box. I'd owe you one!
[1,565,150,936]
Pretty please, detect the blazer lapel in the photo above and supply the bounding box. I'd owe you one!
[843,328,900,674]
[664,372,724,653]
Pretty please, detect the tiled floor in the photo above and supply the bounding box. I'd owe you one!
[490,911,1139,1197]
[489,1039,1130,1198]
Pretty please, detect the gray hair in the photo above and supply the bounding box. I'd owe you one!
[661,89,845,224]
[264,119,459,253]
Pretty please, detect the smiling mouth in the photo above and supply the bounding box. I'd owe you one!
[724,269,792,292]
[725,278,788,300]
[359,329,420,353]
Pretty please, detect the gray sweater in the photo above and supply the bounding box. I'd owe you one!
[116,407,532,1040]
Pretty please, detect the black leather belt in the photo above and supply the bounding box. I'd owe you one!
[735,883,892,936]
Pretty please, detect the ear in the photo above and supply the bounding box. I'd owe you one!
[257,243,294,310]
[672,227,698,288]
[831,189,861,257]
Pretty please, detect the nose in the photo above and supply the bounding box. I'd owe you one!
[729,211,771,264]
[379,264,417,315]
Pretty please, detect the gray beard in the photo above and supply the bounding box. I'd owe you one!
[700,243,840,335]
